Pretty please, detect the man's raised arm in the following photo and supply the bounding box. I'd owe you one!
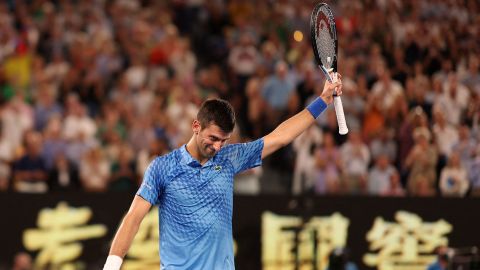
[261,75,342,159]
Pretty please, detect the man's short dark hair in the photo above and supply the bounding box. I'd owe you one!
[197,99,235,133]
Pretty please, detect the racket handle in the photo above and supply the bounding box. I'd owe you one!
[331,72,348,135]
[333,96,348,135]
[319,67,349,134]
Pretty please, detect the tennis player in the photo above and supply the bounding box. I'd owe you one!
[103,75,342,270]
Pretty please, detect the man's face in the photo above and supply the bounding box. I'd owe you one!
[194,121,231,159]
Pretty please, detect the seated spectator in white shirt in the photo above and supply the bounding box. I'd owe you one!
[368,154,399,195]
[439,152,469,197]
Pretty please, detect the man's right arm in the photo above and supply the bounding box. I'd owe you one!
[104,195,152,270]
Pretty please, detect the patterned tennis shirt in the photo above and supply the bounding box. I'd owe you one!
[137,138,264,270]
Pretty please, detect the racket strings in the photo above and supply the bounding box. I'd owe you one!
[313,9,336,69]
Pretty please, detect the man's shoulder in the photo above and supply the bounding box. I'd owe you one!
[145,149,186,184]
[150,149,181,169]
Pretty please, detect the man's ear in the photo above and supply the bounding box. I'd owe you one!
[192,120,201,135]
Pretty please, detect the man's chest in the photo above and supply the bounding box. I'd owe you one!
[163,164,235,207]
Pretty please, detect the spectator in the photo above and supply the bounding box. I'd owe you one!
[12,131,48,193]
[123,53,148,91]
[109,144,136,192]
[41,115,67,170]
[166,85,199,145]
[369,128,397,163]
[427,246,450,270]
[433,73,470,126]
[245,75,267,138]
[326,247,358,270]
[405,76,432,118]
[11,252,32,270]
[33,83,62,131]
[228,32,259,90]
[313,132,341,195]
[79,147,110,192]
[109,75,135,109]
[368,154,399,196]
[461,54,480,96]
[341,77,365,132]
[127,115,156,154]
[1,95,34,154]
[468,146,480,197]
[362,95,385,143]
[43,52,70,88]
[433,59,454,84]
[261,60,295,127]
[405,127,438,196]
[340,130,370,194]
[0,118,16,170]
[65,131,98,169]
[432,108,459,172]
[370,68,404,119]
[131,86,155,117]
[381,172,406,197]
[48,153,80,191]
[62,94,97,141]
[98,105,127,162]
[398,107,428,173]
[170,37,197,86]
[439,152,469,197]
[292,125,322,195]
[294,63,318,111]
[452,125,477,167]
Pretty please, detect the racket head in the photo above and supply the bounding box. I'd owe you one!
[310,3,338,73]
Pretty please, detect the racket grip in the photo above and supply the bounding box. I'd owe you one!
[331,72,348,135]
[333,96,348,135]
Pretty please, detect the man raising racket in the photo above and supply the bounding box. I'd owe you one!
[103,74,342,270]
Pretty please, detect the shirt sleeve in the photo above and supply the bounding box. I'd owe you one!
[136,157,165,205]
[224,138,264,174]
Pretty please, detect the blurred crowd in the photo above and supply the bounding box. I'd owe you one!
[0,0,479,197]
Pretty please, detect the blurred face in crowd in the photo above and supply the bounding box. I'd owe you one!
[380,69,392,85]
[376,155,390,170]
[458,125,470,140]
[448,152,461,168]
[13,252,32,270]
[433,110,446,127]
[468,55,479,72]
[25,132,43,156]
[275,61,288,79]
[323,132,335,147]
[414,129,430,148]
[348,130,362,145]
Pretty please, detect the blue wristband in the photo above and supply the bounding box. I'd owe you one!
[306,97,327,119]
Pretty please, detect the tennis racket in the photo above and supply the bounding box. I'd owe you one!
[310,2,348,135]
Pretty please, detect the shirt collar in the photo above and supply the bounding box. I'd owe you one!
[179,144,198,166]
[179,145,217,168]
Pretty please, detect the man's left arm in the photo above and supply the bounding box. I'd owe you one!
[261,76,342,159]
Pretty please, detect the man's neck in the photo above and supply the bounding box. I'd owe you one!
[186,136,208,165]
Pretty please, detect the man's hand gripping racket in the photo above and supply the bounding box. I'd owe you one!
[322,68,348,135]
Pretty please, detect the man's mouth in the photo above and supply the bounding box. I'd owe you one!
[205,147,216,155]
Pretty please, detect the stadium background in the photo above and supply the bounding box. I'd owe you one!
[0,0,479,269]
